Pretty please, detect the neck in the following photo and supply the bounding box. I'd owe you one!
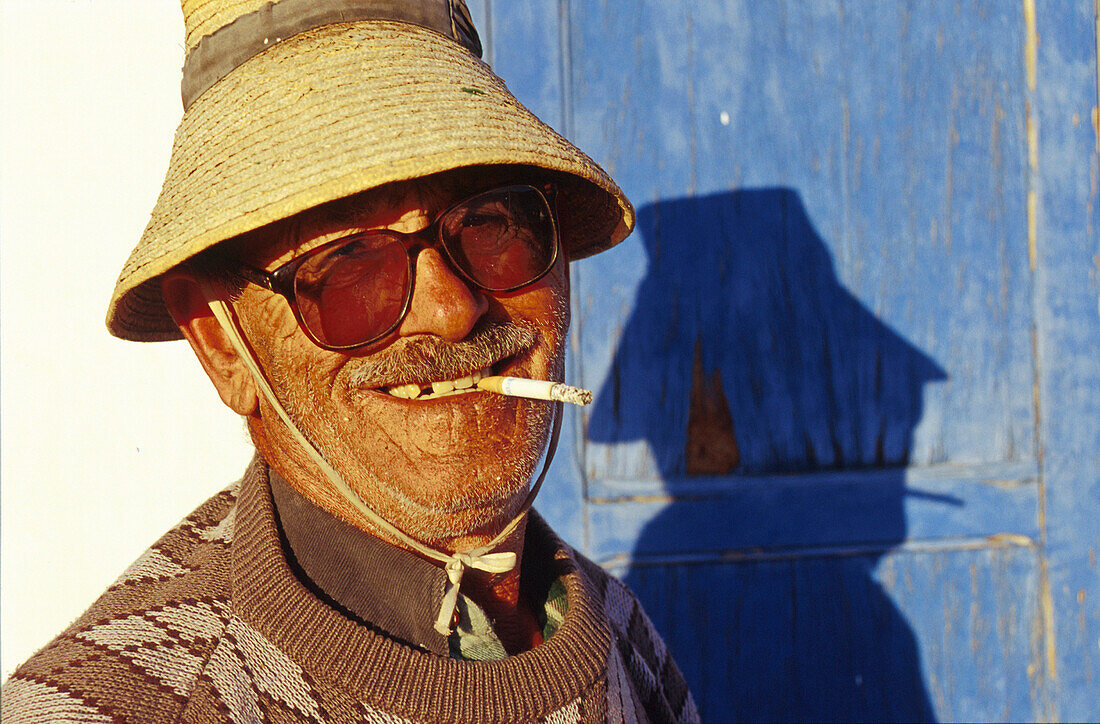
[346,495,545,653]
[250,412,551,653]
[457,516,545,655]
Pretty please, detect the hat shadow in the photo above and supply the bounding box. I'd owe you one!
[586,188,945,721]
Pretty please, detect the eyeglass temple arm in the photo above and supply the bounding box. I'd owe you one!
[219,260,281,294]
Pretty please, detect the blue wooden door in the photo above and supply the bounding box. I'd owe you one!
[468,2,1099,720]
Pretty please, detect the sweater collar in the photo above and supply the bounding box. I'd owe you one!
[231,457,614,722]
[268,468,453,655]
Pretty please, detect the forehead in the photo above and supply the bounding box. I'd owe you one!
[222,166,544,267]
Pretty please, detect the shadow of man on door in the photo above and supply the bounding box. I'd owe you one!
[587,188,945,722]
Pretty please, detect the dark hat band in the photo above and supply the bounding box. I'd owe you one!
[181,0,482,110]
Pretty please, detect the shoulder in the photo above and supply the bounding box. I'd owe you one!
[570,547,702,724]
[2,483,240,724]
[526,511,700,723]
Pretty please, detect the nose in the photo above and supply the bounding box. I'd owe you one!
[397,247,489,341]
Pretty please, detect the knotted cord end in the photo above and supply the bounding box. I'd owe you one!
[432,551,517,635]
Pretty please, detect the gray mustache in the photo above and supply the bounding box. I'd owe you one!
[343,321,538,388]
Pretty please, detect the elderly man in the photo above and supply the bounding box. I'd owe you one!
[4,1,697,723]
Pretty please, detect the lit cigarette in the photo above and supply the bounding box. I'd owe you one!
[476,376,593,406]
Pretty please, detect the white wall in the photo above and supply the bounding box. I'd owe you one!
[1,2,256,678]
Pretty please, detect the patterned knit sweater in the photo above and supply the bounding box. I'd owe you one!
[3,459,699,723]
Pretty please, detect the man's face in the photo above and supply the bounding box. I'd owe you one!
[224,170,569,544]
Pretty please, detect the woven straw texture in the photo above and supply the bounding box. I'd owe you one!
[107,17,632,342]
[184,0,270,51]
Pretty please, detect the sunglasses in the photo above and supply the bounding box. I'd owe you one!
[219,184,559,350]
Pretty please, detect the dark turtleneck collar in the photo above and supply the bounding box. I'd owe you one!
[268,469,453,655]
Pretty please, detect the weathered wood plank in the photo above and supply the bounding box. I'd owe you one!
[1030,0,1100,719]
[481,2,567,133]
[616,542,1040,722]
[569,0,1035,481]
[586,465,1040,562]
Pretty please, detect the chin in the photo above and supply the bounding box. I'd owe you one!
[346,398,553,540]
[359,437,547,544]
[371,476,531,544]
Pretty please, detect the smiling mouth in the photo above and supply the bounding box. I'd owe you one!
[383,364,498,401]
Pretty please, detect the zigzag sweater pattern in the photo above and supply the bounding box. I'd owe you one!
[3,459,699,723]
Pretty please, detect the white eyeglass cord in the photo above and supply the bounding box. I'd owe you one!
[203,293,562,635]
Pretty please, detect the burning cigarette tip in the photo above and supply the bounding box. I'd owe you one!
[551,384,593,406]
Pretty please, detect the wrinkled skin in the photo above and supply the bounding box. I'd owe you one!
[206,169,567,551]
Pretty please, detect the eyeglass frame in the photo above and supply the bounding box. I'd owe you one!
[211,183,561,351]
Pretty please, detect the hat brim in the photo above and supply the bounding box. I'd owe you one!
[107,21,633,342]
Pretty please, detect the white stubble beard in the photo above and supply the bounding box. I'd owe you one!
[263,330,563,544]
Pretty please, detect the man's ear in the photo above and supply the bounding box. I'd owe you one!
[161,272,259,416]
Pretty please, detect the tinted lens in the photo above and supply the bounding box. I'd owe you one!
[293,235,410,348]
[440,186,556,291]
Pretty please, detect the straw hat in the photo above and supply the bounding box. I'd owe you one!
[106,0,634,342]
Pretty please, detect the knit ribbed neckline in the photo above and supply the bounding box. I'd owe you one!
[231,458,613,722]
